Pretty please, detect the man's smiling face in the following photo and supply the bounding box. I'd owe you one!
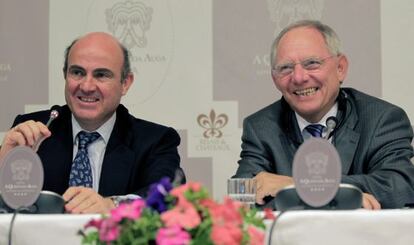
[272,26,348,123]
[64,33,133,131]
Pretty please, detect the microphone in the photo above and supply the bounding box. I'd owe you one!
[324,116,338,140]
[172,168,186,186]
[32,105,60,151]
[45,105,60,127]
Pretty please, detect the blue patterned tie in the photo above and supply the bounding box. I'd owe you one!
[69,131,100,187]
[305,124,325,138]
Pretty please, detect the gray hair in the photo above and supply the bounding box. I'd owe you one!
[270,20,342,69]
[62,38,132,83]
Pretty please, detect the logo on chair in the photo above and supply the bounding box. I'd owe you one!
[305,152,328,176]
[11,159,32,182]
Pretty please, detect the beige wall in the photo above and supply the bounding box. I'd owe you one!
[0,0,413,200]
[381,0,414,120]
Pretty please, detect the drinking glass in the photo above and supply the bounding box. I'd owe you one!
[227,178,256,208]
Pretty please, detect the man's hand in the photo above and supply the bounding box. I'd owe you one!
[362,193,381,210]
[63,187,115,214]
[0,120,51,160]
[254,171,294,205]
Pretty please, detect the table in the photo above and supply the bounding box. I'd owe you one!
[1,209,414,245]
[0,213,99,245]
[267,209,414,245]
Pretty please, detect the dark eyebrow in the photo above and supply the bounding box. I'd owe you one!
[92,68,115,80]
[68,65,85,71]
[93,68,113,74]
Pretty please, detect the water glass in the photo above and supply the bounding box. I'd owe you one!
[227,178,256,208]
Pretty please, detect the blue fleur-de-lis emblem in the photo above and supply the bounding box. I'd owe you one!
[197,110,228,138]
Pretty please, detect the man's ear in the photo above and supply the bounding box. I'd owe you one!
[336,54,348,82]
[121,73,134,96]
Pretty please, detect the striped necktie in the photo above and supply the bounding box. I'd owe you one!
[305,124,325,138]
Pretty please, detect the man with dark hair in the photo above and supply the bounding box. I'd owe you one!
[0,32,183,214]
[234,20,414,209]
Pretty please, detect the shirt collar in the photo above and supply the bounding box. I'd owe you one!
[71,112,116,144]
[296,103,338,133]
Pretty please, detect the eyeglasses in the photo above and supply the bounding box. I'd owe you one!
[272,56,335,78]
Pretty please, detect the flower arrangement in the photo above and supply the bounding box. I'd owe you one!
[80,178,268,245]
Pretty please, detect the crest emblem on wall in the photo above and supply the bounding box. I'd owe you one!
[106,0,153,49]
[197,110,229,139]
[266,0,325,35]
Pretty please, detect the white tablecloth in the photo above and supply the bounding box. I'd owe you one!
[267,209,414,245]
[1,209,414,245]
[0,213,99,245]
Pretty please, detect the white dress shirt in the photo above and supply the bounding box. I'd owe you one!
[71,113,116,192]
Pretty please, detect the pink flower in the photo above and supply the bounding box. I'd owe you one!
[110,199,145,222]
[208,198,243,226]
[98,218,121,242]
[84,218,103,230]
[156,225,191,245]
[169,182,202,205]
[205,198,245,245]
[161,199,201,229]
[199,198,217,209]
[172,182,202,195]
[210,223,243,245]
[247,225,265,245]
[263,208,276,220]
[81,180,267,245]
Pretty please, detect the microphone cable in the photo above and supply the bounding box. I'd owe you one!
[8,206,31,245]
[324,116,338,140]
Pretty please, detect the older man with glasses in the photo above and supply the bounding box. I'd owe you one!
[234,20,414,210]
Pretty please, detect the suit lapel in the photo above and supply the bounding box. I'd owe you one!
[335,127,359,174]
[39,105,74,194]
[98,143,135,196]
[54,108,75,182]
[334,91,360,174]
[277,99,303,174]
[98,106,135,196]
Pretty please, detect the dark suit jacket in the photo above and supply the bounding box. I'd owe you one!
[234,88,414,208]
[12,104,182,197]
